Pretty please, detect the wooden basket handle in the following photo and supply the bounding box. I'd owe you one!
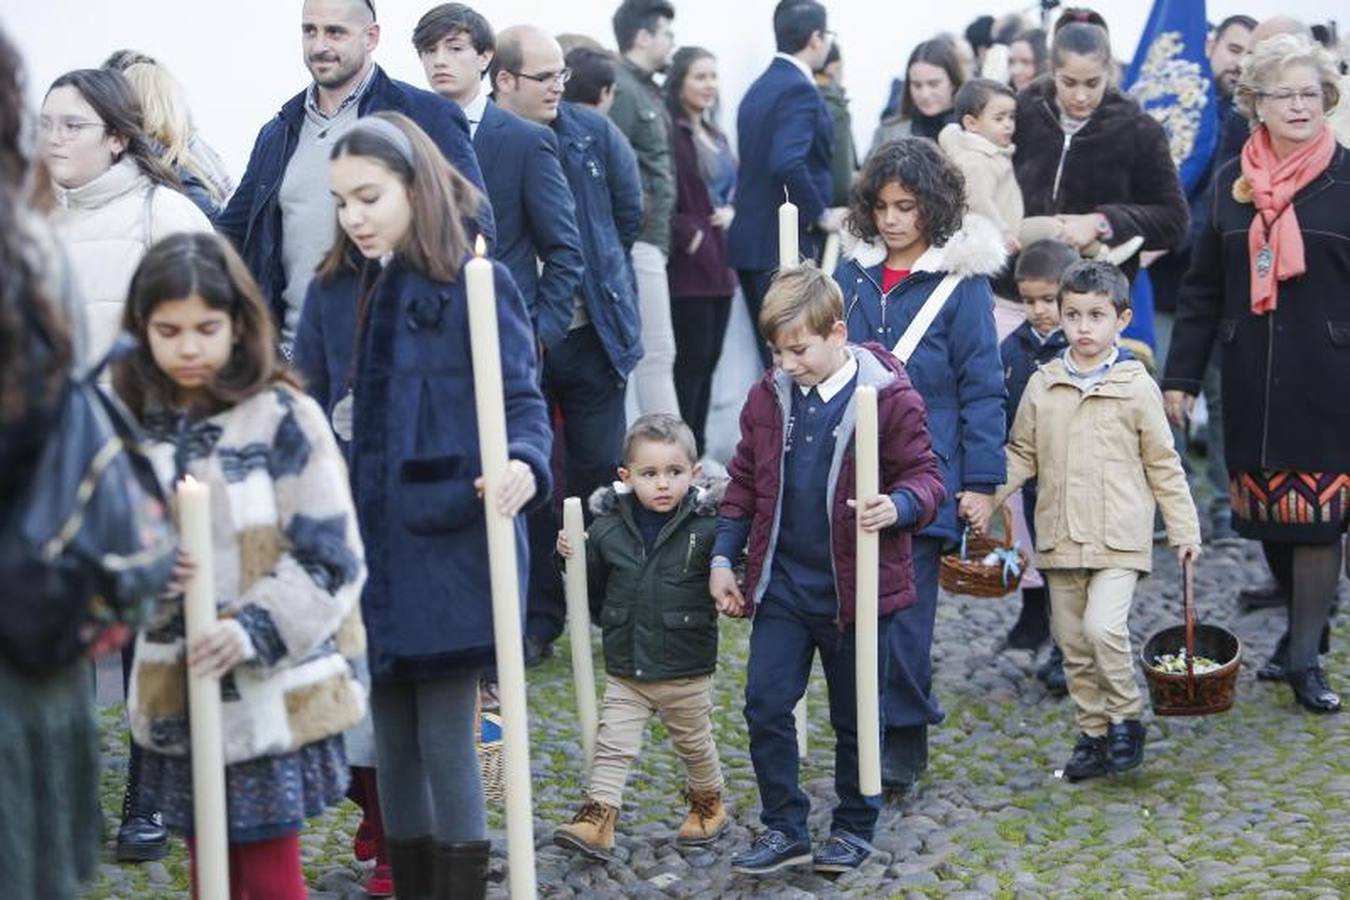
[1183,556,1196,701]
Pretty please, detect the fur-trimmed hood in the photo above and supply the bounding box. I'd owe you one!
[588,475,728,518]
[842,213,1008,278]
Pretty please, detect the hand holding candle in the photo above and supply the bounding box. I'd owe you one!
[853,386,882,796]
[464,236,537,899]
[562,497,599,769]
[177,476,229,900]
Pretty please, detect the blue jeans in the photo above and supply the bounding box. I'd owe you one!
[882,535,945,729]
[744,596,892,843]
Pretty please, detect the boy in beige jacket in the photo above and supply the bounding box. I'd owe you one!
[978,260,1201,783]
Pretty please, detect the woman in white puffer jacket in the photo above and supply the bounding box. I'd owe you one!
[40,67,212,364]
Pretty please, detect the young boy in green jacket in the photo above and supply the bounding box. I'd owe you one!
[553,414,726,859]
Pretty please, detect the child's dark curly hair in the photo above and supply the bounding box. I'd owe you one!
[845,137,967,248]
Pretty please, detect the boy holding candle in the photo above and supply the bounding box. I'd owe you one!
[983,260,1201,782]
[551,413,727,860]
[711,267,944,874]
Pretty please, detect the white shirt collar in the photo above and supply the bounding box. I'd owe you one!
[800,354,858,402]
[462,87,489,139]
[774,52,815,85]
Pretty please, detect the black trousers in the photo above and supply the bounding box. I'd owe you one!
[737,269,777,371]
[671,294,733,456]
[525,325,627,643]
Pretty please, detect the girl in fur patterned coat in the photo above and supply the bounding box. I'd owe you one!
[114,233,367,900]
[832,137,1008,797]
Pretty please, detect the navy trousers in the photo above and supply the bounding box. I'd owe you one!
[882,535,945,729]
[744,595,892,843]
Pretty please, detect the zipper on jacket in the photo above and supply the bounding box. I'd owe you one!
[682,533,697,573]
[1051,132,1073,206]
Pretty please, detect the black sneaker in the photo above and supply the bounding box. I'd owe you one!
[1106,719,1146,772]
[1037,645,1068,696]
[730,829,813,875]
[813,831,874,873]
[1062,734,1108,782]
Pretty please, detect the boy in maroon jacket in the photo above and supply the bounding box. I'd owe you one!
[710,267,943,875]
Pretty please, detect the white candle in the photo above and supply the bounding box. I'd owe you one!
[854,385,882,796]
[794,695,808,758]
[779,189,799,270]
[562,497,598,769]
[178,476,229,900]
[464,236,537,899]
[820,233,841,277]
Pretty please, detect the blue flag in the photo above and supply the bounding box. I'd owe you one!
[1123,0,1218,193]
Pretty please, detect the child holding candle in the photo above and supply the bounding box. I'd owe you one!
[552,413,727,860]
[984,260,1201,782]
[114,232,368,900]
[711,267,944,874]
[292,112,553,900]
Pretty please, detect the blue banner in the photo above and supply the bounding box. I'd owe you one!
[1123,0,1218,193]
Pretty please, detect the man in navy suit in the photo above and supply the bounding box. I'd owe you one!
[414,4,585,349]
[726,0,843,368]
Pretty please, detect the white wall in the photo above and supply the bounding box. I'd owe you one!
[3,0,1342,179]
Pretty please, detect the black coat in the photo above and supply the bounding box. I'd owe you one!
[1162,145,1350,474]
[1013,76,1190,279]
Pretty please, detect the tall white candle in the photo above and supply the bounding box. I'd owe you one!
[464,237,536,899]
[562,497,598,768]
[820,233,841,277]
[854,385,882,796]
[178,476,229,900]
[779,189,799,270]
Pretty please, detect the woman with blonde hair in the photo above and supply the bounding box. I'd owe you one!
[106,51,233,217]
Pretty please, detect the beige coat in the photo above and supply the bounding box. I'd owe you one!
[992,357,1200,573]
[48,158,213,364]
[938,123,1023,244]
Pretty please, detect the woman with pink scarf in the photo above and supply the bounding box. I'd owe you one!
[1163,34,1346,715]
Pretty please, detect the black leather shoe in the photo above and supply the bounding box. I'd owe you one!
[731,829,813,875]
[115,811,169,862]
[881,724,927,792]
[813,831,874,873]
[1287,666,1341,714]
[1106,720,1146,773]
[1062,733,1108,782]
[1037,645,1068,696]
[1257,633,1290,681]
[1005,589,1050,650]
[523,635,553,668]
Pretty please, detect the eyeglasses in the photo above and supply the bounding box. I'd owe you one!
[38,117,106,141]
[512,67,572,86]
[1257,88,1324,106]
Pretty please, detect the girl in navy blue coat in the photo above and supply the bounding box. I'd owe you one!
[832,137,1007,794]
[293,112,552,898]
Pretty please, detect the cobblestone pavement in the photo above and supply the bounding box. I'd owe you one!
[85,538,1348,898]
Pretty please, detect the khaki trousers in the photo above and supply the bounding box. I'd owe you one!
[587,673,723,809]
[1044,568,1143,736]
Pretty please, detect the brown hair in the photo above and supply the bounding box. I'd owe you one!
[622,413,698,466]
[758,266,844,345]
[318,112,481,283]
[113,232,300,419]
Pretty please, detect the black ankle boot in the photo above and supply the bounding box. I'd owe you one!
[432,840,490,900]
[1257,632,1290,681]
[1006,588,1051,650]
[389,836,434,900]
[114,770,167,862]
[1037,644,1068,696]
[881,724,927,793]
[1287,666,1341,714]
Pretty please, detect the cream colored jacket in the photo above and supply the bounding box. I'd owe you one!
[938,123,1023,244]
[48,158,213,363]
[992,356,1200,573]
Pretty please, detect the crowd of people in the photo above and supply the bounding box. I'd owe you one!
[0,0,1346,897]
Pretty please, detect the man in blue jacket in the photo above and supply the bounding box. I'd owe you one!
[494,24,645,662]
[215,0,493,353]
[727,0,843,368]
[414,4,585,350]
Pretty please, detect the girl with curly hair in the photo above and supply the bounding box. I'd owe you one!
[832,136,1007,794]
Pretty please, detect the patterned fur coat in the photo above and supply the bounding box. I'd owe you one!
[128,384,368,765]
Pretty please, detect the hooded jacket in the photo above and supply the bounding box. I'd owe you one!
[834,215,1008,541]
[1013,76,1189,276]
[580,479,724,681]
[938,123,1023,243]
[717,344,944,626]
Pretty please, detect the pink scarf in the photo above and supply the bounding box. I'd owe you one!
[1240,123,1336,314]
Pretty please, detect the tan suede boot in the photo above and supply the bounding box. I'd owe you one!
[677,788,728,846]
[553,799,617,860]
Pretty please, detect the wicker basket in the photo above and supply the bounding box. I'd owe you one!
[939,505,1027,598]
[1141,559,1242,716]
[477,710,505,803]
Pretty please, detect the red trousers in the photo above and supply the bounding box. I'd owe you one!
[186,833,307,900]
